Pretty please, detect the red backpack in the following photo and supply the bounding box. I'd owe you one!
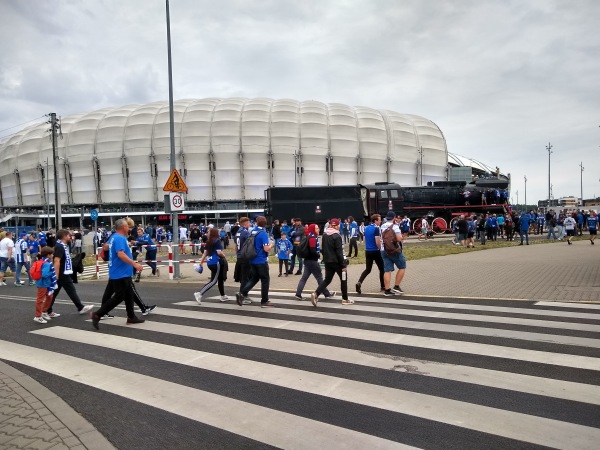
[30,259,46,281]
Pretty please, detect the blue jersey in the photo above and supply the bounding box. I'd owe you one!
[38,232,47,246]
[136,233,156,250]
[166,231,173,242]
[363,224,380,252]
[276,238,292,260]
[156,229,164,242]
[29,239,40,255]
[250,227,269,265]
[348,221,358,238]
[205,239,222,266]
[15,239,28,263]
[587,216,598,230]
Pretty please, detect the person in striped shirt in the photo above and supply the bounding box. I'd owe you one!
[14,233,34,286]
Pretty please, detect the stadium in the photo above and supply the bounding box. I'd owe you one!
[0,98,506,226]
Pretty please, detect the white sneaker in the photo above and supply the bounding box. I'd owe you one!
[0,281,7,286]
[33,316,47,324]
[79,305,94,314]
[41,312,52,321]
[220,295,230,302]
[194,292,202,305]
[156,268,160,277]
[242,298,252,305]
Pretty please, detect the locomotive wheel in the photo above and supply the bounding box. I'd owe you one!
[432,217,447,234]
[413,219,427,234]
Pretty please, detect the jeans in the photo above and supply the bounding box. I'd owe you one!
[191,239,200,255]
[295,259,331,297]
[316,263,348,300]
[15,261,32,284]
[547,226,557,240]
[0,257,15,274]
[358,250,385,289]
[48,274,84,313]
[241,263,270,304]
[520,230,529,244]
[289,246,303,273]
[145,249,157,274]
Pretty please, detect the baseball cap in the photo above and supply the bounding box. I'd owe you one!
[329,218,341,226]
[385,210,396,220]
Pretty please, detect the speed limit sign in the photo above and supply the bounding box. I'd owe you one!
[169,192,185,211]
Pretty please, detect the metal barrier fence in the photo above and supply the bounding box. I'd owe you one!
[94,243,214,280]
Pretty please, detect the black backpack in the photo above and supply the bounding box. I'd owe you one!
[239,233,257,262]
[297,235,311,258]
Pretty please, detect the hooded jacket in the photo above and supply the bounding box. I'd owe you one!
[321,228,345,267]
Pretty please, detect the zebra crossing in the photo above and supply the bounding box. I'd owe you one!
[1,291,599,449]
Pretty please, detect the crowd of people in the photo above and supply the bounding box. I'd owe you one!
[3,205,596,328]
[449,208,598,248]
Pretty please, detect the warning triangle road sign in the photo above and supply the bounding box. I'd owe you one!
[163,168,188,193]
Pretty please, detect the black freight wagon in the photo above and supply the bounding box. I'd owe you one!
[265,185,366,226]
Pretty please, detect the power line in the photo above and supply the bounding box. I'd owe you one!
[0,115,47,141]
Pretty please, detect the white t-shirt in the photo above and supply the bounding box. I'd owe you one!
[564,217,576,230]
[179,227,188,240]
[0,237,15,258]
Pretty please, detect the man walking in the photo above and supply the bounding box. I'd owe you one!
[92,219,145,329]
[236,216,274,308]
[45,230,93,317]
[587,212,597,244]
[310,218,352,306]
[234,217,252,303]
[380,211,406,296]
[355,214,385,294]
[288,218,305,275]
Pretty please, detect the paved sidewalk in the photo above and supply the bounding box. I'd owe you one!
[170,237,600,302]
[0,360,115,450]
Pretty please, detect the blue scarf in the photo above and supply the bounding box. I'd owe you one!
[43,257,57,294]
[62,241,73,274]
[309,232,320,255]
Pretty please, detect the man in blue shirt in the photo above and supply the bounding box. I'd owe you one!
[91,218,145,329]
[356,214,385,294]
[236,216,274,308]
[587,212,597,245]
[28,234,40,261]
[519,210,533,245]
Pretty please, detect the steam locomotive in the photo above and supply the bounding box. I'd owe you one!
[265,178,510,233]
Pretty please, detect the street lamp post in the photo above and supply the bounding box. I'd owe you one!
[546,142,553,207]
[165,0,180,278]
[45,157,50,229]
[579,162,584,206]
[524,175,527,209]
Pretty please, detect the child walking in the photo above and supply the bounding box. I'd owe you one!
[276,232,293,277]
[34,246,57,324]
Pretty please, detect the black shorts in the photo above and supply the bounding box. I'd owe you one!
[590,229,597,235]
[566,229,575,237]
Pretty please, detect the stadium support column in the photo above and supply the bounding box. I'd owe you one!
[166,0,180,278]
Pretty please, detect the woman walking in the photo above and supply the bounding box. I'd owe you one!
[194,227,228,304]
[295,224,335,301]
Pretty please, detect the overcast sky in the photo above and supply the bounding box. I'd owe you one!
[1,0,599,204]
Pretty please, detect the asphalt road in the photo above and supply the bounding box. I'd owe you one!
[1,280,599,449]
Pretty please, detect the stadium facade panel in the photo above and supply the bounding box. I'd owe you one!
[0,98,449,207]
